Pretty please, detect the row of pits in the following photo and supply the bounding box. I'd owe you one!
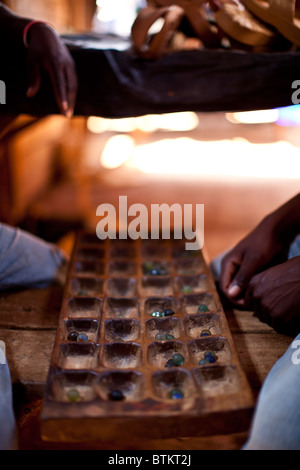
[69,273,211,297]
[49,365,240,404]
[58,335,231,370]
[65,294,219,319]
[63,313,222,343]
[75,240,205,263]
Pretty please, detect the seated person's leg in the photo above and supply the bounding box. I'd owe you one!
[243,333,300,450]
[0,224,69,449]
[210,233,300,450]
[0,223,68,292]
[0,356,18,450]
[288,234,300,259]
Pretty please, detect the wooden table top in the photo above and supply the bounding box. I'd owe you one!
[0,284,293,450]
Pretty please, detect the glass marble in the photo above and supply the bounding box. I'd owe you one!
[151,269,160,276]
[166,334,175,340]
[155,333,166,341]
[168,389,184,399]
[171,353,185,366]
[164,309,175,317]
[143,262,154,274]
[77,333,89,342]
[143,262,168,276]
[108,390,124,401]
[200,329,211,337]
[197,304,209,313]
[204,350,218,363]
[78,289,88,296]
[151,311,161,317]
[165,359,175,368]
[67,389,81,403]
[205,354,217,363]
[204,350,217,359]
[198,358,211,365]
[182,286,192,294]
[67,331,79,342]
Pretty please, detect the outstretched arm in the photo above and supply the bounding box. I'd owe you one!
[0,2,77,117]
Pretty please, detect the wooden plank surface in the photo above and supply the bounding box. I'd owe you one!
[0,283,293,449]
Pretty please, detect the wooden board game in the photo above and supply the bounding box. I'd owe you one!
[41,233,254,442]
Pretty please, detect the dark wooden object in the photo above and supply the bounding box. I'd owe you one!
[0,280,292,449]
[40,233,254,442]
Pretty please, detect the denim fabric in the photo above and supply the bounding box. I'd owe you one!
[0,223,68,450]
[243,333,300,450]
[210,233,300,450]
[243,234,300,450]
[0,223,68,292]
[0,361,17,450]
[288,234,300,260]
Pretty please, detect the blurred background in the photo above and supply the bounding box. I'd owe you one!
[1,0,299,260]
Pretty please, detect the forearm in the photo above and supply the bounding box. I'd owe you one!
[262,193,300,246]
[0,2,77,116]
[0,3,32,47]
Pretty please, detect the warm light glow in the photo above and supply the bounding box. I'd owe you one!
[96,0,117,22]
[101,135,135,169]
[87,117,111,133]
[87,116,137,133]
[226,110,279,124]
[87,112,199,134]
[136,113,199,132]
[95,0,145,36]
[129,137,300,179]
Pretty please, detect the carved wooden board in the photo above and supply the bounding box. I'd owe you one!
[41,233,254,442]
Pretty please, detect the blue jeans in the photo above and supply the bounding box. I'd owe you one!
[0,223,68,292]
[242,331,300,450]
[211,234,300,450]
[0,223,68,450]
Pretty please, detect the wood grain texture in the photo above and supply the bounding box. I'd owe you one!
[0,282,292,449]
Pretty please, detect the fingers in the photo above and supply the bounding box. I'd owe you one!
[228,258,257,297]
[228,255,265,303]
[26,31,77,117]
[65,59,78,117]
[219,253,242,296]
[46,62,69,116]
[26,59,41,98]
[219,246,266,308]
[45,55,77,117]
[245,270,276,325]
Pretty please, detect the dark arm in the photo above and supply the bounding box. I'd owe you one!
[0,2,78,116]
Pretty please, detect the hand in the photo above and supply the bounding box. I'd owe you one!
[26,23,78,117]
[245,256,300,334]
[219,217,286,305]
